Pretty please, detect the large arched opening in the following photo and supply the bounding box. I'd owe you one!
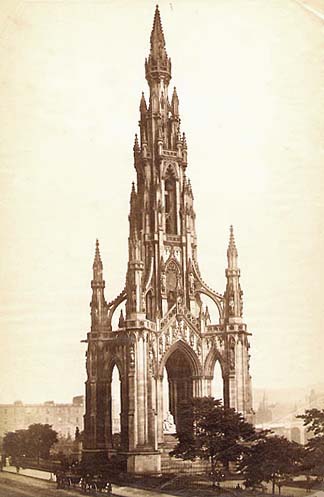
[204,348,226,405]
[109,362,124,449]
[211,360,224,403]
[162,346,195,434]
[111,365,121,434]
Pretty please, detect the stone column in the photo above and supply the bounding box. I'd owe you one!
[136,335,146,446]
[228,373,237,411]
[120,372,128,450]
[128,343,137,450]
[147,369,157,450]
[105,381,112,449]
[235,339,244,412]
[157,376,164,444]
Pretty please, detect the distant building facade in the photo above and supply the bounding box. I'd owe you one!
[0,396,84,439]
[255,393,273,425]
[255,388,324,445]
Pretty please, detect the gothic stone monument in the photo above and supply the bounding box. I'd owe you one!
[83,6,253,474]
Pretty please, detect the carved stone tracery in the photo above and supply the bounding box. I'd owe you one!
[83,6,253,475]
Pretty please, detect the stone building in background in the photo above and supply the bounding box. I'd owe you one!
[83,6,253,474]
[0,396,84,439]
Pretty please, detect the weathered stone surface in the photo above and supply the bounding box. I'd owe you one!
[83,5,253,474]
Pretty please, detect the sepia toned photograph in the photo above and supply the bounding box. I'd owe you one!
[0,1,323,496]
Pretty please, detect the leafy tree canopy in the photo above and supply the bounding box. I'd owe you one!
[297,408,324,437]
[240,435,305,494]
[170,397,256,478]
[298,408,324,478]
[3,423,58,462]
[3,430,28,460]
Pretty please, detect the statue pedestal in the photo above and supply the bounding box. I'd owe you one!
[126,451,161,474]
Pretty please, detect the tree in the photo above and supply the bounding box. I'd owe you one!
[170,397,256,485]
[239,435,305,494]
[3,424,58,465]
[298,409,324,436]
[3,430,28,461]
[26,424,58,463]
[298,408,324,479]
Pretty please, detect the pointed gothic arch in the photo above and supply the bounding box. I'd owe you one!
[159,340,201,432]
[105,358,128,450]
[204,346,226,404]
[162,162,179,180]
[107,356,124,382]
[204,345,226,379]
[158,339,202,378]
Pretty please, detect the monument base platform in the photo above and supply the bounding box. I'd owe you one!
[125,451,161,474]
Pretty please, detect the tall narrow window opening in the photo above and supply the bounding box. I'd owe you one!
[165,172,177,234]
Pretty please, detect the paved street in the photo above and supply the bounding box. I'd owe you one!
[0,469,318,497]
[0,471,181,497]
[0,472,79,497]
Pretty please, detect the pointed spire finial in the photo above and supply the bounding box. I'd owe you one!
[140,92,147,113]
[229,225,236,246]
[93,238,103,280]
[118,309,125,328]
[227,225,238,268]
[94,238,101,260]
[130,182,137,210]
[146,5,171,84]
[182,132,187,149]
[150,5,165,49]
[229,225,237,248]
[133,133,139,152]
[172,87,179,116]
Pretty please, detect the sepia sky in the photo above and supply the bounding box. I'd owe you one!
[0,0,323,404]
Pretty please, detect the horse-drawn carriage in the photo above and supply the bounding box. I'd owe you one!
[56,470,82,489]
[81,473,112,494]
[55,469,112,494]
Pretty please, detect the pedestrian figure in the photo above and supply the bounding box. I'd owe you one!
[108,481,112,495]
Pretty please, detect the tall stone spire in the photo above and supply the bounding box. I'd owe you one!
[225,226,243,322]
[145,5,171,85]
[90,239,107,329]
[93,238,103,282]
[83,7,254,474]
[227,225,238,269]
[139,92,147,114]
[150,5,166,53]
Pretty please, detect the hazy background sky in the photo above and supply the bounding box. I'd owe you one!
[0,0,323,404]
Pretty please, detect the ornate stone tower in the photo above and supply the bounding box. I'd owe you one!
[83,6,253,474]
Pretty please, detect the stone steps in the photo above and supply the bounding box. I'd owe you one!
[160,434,209,474]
